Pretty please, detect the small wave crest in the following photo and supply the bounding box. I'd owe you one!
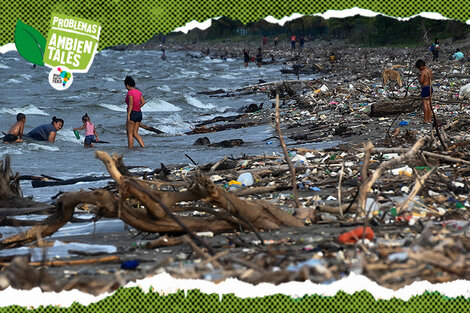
[158,85,171,92]
[143,99,181,112]
[184,95,215,110]
[28,143,60,151]
[0,63,9,69]
[55,129,83,144]
[99,99,181,112]
[147,114,192,135]
[0,104,48,116]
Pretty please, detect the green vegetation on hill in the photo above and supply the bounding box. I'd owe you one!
[164,15,470,46]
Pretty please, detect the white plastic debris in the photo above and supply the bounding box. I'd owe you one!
[390,165,413,176]
[210,175,223,182]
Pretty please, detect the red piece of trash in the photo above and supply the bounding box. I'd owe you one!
[338,226,375,244]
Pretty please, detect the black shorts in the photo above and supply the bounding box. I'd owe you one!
[129,110,142,123]
[3,134,18,142]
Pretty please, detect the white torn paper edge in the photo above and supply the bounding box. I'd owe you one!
[2,272,470,308]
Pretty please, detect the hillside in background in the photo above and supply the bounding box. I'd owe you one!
[158,15,470,46]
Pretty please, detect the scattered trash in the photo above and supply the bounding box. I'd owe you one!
[338,227,375,244]
[120,260,140,270]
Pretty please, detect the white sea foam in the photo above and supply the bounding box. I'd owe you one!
[0,63,10,69]
[154,114,193,135]
[55,129,83,144]
[7,79,21,84]
[20,74,32,80]
[103,76,116,82]
[0,146,23,158]
[0,104,48,116]
[219,74,237,80]
[143,99,181,112]
[99,103,126,112]
[27,143,60,152]
[184,95,215,109]
[99,99,181,112]
[158,85,171,92]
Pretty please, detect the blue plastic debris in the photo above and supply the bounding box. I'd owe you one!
[121,259,140,270]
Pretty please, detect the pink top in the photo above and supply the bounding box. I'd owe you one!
[125,89,142,111]
[85,121,94,136]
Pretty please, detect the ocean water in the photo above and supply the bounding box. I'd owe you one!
[0,49,331,202]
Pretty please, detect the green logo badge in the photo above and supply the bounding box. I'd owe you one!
[44,13,101,73]
[14,13,100,90]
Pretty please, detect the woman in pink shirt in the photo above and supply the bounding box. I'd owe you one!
[124,76,146,148]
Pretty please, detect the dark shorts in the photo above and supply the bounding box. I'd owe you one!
[2,134,18,143]
[421,86,433,98]
[84,135,95,145]
[129,110,142,123]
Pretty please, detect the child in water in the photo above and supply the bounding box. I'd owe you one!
[73,113,99,148]
[3,113,26,143]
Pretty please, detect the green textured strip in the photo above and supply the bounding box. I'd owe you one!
[1,289,470,313]
[0,0,469,49]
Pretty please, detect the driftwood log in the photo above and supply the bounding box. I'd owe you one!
[0,156,50,209]
[0,151,303,249]
[369,97,422,117]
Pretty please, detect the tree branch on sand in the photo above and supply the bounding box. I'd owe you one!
[0,152,303,249]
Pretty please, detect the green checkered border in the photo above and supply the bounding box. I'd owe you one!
[1,289,469,312]
[1,1,470,49]
[2,0,470,311]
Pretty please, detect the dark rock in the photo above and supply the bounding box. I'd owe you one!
[193,137,211,146]
[209,139,244,148]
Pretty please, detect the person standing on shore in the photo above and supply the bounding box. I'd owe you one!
[299,35,305,51]
[416,59,433,123]
[243,49,250,67]
[430,39,440,62]
[274,36,279,47]
[262,35,268,47]
[290,34,296,51]
[124,76,146,148]
[255,48,262,68]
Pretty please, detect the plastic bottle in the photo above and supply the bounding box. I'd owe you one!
[73,130,80,139]
[237,173,254,186]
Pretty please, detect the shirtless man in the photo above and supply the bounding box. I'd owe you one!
[3,113,26,143]
[415,59,433,123]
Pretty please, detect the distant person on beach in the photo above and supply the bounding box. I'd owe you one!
[161,49,166,60]
[416,59,433,123]
[299,35,305,50]
[290,35,296,51]
[73,113,99,148]
[26,116,64,142]
[450,49,465,61]
[243,49,250,67]
[256,48,263,68]
[124,76,146,148]
[262,35,268,46]
[274,37,279,47]
[430,38,440,62]
[3,113,26,144]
